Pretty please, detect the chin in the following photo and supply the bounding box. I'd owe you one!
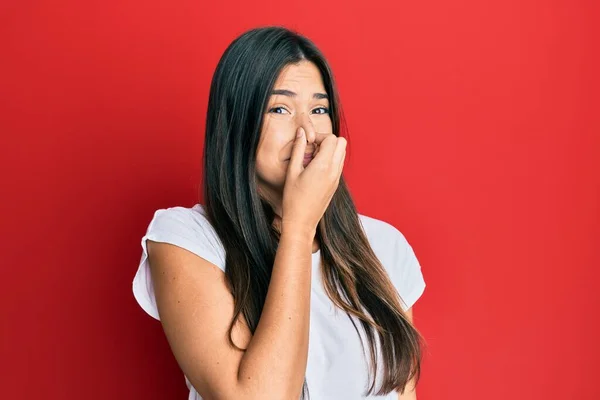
[257,175,285,191]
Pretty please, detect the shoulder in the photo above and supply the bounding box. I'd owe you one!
[149,203,213,233]
[357,213,410,252]
[357,212,426,311]
[144,203,226,272]
[133,203,226,320]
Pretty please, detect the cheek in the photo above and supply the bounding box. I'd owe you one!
[255,136,287,185]
[314,117,333,133]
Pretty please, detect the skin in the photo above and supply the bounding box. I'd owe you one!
[147,60,416,399]
[256,60,419,399]
[146,61,345,399]
[256,60,334,253]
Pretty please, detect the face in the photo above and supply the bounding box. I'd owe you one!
[256,60,333,205]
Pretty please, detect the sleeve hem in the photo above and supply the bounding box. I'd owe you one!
[399,278,426,311]
[132,278,161,320]
[132,227,226,321]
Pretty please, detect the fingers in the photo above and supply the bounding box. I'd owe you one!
[287,127,307,177]
[293,115,345,178]
[309,135,346,178]
[301,114,318,144]
[332,137,347,176]
[311,134,338,163]
[297,115,329,151]
[313,132,330,147]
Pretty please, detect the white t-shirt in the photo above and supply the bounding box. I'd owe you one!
[132,203,426,400]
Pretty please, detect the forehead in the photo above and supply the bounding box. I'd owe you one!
[274,61,325,90]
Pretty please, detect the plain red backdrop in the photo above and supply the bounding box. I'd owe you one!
[1,1,599,399]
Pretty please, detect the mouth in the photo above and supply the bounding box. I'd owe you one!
[302,154,313,167]
[284,153,314,163]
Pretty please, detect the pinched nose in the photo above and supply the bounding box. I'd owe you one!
[296,113,320,143]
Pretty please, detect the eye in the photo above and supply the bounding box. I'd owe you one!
[312,107,330,115]
[268,106,290,114]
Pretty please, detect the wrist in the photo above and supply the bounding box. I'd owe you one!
[280,226,315,245]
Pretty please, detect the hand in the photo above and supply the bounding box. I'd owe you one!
[281,124,347,238]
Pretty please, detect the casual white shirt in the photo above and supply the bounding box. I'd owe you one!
[132,203,426,400]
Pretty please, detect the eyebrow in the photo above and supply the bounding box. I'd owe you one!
[270,89,329,100]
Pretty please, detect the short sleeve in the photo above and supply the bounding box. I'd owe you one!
[132,205,226,320]
[390,229,426,311]
[357,214,426,312]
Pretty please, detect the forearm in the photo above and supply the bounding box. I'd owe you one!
[237,231,313,399]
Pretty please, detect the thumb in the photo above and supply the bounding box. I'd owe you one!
[288,127,307,176]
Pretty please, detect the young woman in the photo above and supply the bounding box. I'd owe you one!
[133,26,427,400]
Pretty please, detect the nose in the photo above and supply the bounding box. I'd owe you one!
[296,112,316,144]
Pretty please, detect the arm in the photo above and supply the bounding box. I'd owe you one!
[146,230,313,400]
[146,123,344,399]
[399,307,418,400]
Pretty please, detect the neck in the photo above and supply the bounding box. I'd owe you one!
[259,184,319,253]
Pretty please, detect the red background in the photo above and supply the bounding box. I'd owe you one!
[2,1,599,399]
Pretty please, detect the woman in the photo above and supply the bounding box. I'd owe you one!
[133,26,427,400]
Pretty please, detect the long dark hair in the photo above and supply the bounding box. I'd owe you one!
[202,26,425,398]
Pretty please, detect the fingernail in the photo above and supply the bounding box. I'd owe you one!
[296,127,304,138]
